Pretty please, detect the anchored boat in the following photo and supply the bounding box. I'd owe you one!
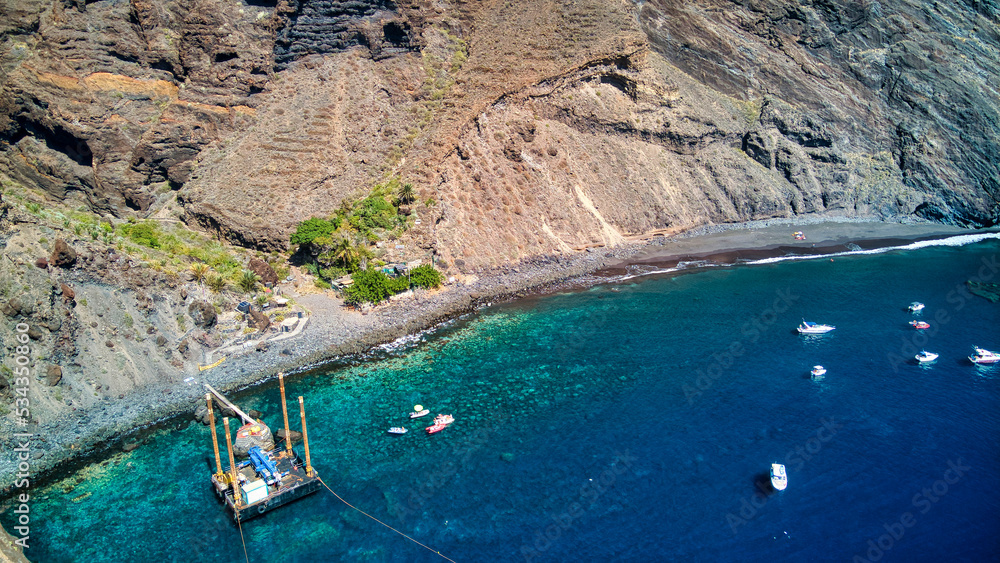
[969,346,1000,365]
[797,320,835,334]
[770,463,788,491]
[204,376,321,522]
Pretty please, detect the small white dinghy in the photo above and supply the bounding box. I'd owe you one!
[387,427,408,435]
[771,463,788,491]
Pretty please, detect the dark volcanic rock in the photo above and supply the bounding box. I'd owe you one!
[248,257,278,286]
[274,0,418,68]
[60,282,76,304]
[50,239,77,268]
[188,300,218,328]
[248,309,270,331]
[194,404,210,425]
[275,427,303,444]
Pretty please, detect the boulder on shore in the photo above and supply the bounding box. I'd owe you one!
[50,239,77,268]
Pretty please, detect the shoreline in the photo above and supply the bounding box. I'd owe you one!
[2,215,997,492]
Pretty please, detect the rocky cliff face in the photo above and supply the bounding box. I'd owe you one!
[1,0,997,271]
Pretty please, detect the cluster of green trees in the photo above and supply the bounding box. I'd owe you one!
[290,179,443,304]
[290,179,411,280]
[342,264,443,305]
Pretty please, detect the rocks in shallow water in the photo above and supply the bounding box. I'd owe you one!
[275,427,302,444]
[122,442,140,452]
[247,409,262,420]
[194,404,210,425]
[500,452,515,462]
[967,281,1000,302]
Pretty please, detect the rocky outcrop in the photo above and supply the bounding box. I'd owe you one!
[248,257,278,286]
[274,0,422,67]
[248,308,271,331]
[188,300,217,328]
[50,238,77,268]
[46,365,62,386]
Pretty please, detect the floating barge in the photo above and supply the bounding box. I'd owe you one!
[204,375,321,522]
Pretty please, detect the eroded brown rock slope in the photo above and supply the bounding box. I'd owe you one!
[1,0,998,271]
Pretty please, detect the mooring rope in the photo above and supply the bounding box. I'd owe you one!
[237,512,251,563]
[318,476,456,563]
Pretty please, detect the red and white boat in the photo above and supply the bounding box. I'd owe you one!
[426,423,448,434]
[910,320,930,329]
[970,346,1000,365]
[426,414,455,434]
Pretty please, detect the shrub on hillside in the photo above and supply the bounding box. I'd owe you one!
[409,264,443,289]
[343,268,408,305]
[290,217,337,247]
[121,221,160,249]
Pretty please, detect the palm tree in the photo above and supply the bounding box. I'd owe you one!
[206,274,227,293]
[236,270,260,294]
[397,182,415,205]
[190,263,209,283]
[331,236,354,268]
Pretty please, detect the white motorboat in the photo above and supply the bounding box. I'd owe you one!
[387,427,408,435]
[969,347,1000,365]
[770,463,787,491]
[798,320,835,334]
[915,351,939,363]
[811,365,827,378]
[908,302,925,313]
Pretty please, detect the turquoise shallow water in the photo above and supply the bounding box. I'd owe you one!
[5,235,1000,562]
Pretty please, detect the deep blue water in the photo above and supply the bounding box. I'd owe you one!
[5,235,1000,562]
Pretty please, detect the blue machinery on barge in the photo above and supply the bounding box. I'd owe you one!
[205,374,321,522]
